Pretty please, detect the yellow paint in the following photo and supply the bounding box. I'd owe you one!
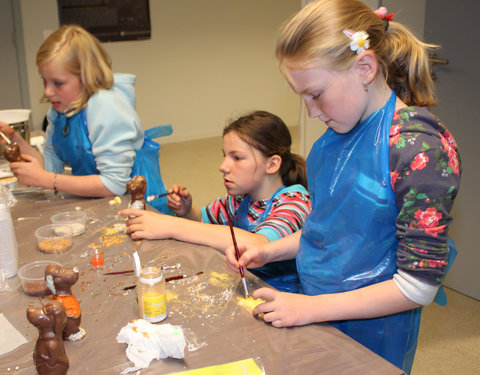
[166,291,177,301]
[208,271,235,287]
[171,358,263,374]
[236,296,264,315]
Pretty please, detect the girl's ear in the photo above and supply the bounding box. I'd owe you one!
[356,50,378,85]
[266,155,282,175]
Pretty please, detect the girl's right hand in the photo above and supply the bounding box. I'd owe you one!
[166,184,192,216]
[9,154,45,187]
[225,243,269,273]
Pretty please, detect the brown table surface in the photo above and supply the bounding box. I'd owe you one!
[0,190,404,374]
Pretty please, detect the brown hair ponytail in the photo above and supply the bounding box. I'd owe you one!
[223,111,308,189]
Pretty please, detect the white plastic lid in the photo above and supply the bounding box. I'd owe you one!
[0,109,31,124]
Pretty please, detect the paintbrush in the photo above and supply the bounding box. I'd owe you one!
[227,216,250,297]
[122,271,203,290]
[104,263,180,275]
[0,130,12,145]
[165,271,203,282]
[146,187,187,203]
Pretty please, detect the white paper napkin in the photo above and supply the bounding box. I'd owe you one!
[117,319,186,373]
[0,313,27,356]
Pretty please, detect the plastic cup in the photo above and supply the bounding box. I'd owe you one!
[51,211,87,236]
[90,248,104,268]
[35,224,72,254]
[18,260,62,296]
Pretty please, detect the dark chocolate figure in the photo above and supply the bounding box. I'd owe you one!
[26,300,69,375]
[2,143,23,162]
[45,264,85,341]
[126,175,147,209]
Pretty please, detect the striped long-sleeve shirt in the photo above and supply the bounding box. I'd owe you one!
[200,184,312,241]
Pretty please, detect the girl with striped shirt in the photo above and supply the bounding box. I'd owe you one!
[120,111,312,292]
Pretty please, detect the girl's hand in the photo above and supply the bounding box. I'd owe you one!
[9,155,48,187]
[118,209,173,240]
[166,184,192,217]
[252,288,317,328]
[225,243,269,273]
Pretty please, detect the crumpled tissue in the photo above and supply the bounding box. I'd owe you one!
[117,319,186,374]
[0,313,27,356]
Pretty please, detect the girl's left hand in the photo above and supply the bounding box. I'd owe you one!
[252,287,318,328]
[118,209,173,240]
[9,154,48,187]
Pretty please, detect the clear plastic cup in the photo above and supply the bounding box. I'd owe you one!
[90,248,104,268]
[35,224,73,254]
[50,211,87,236]
[18,260,62,296]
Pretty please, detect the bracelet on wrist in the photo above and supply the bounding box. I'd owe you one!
[53,173,58,195]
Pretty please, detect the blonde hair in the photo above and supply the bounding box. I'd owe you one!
[276,0,438,107]
[36,25,114,115]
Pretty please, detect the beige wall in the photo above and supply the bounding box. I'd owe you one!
[18,0,301,143]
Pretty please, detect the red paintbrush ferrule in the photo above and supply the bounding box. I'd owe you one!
[238,265,245,278]
[166,274,187,282]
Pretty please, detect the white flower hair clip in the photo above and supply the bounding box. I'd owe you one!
[343,29,370,54]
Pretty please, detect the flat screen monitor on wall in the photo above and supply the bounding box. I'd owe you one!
[57,0,151,42]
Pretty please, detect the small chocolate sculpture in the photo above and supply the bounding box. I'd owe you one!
[2,143,23,162]
[45,264,86,341]
[27,300,69,375]
[126,175,147,210]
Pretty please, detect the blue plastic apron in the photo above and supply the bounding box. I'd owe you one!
[297,91,420,373]
[234,186,301,293]
[51,110,171,214]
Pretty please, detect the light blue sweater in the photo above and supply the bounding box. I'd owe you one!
[44,73,144,195]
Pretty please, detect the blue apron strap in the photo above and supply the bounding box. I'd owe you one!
[433,238,458,306]
[145,124,173,139]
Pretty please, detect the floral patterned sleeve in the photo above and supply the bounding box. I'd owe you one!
[389,107,461,287]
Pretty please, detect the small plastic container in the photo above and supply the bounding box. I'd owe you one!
[18,260,61,296]
[51,211,87,236]
[35,224,73,254]
[90,248,104,268]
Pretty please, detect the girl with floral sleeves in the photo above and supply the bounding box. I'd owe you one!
[225,1,461,373]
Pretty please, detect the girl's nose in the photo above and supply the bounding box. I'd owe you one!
[219,157,229,173]
[305,100,323,119]
[44,83,54,98]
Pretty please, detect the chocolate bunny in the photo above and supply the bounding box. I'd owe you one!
[2,142,24,162]
[26,300,69,375]
[126,175,147,210]
[45,264,85,341]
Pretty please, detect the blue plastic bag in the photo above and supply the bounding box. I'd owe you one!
[131,125,173,215]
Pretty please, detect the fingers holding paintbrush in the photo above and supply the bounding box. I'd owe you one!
[166,185,192,216]
[226,216,250,297]
[225,242,269,275]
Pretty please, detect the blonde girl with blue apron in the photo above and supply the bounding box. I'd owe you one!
[225,2,461,373]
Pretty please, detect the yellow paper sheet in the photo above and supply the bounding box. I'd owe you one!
[173,358,263,375]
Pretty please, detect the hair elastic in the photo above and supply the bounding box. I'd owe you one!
[374,6,394,31]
